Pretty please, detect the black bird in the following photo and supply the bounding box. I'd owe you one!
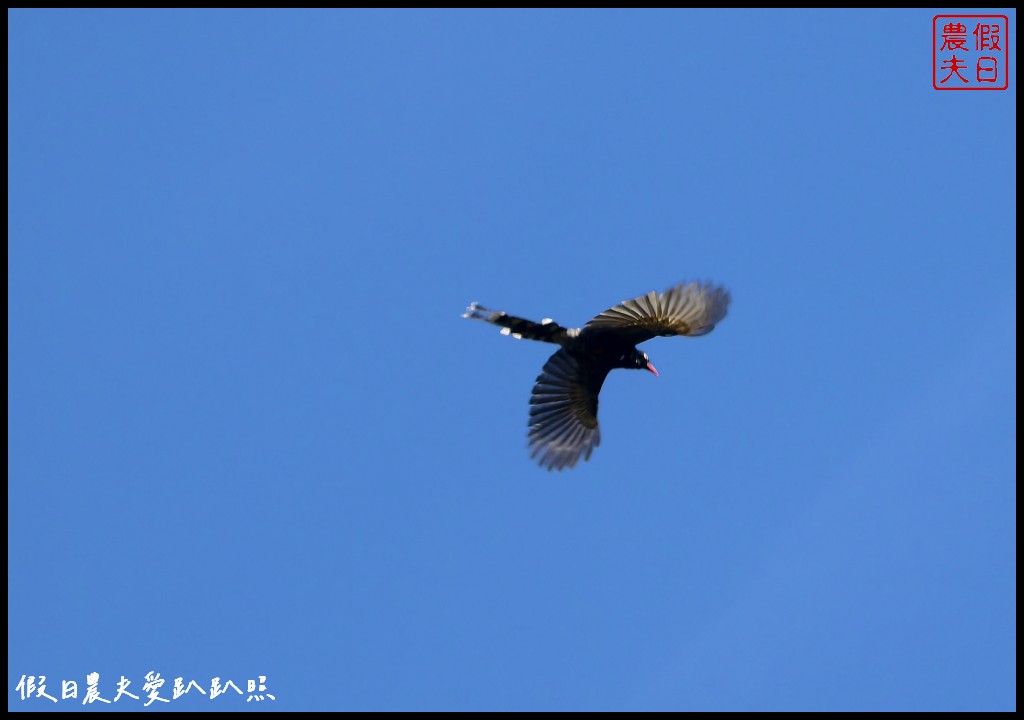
[463,281,730,470]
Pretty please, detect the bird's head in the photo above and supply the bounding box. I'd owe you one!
[623,349,659,376]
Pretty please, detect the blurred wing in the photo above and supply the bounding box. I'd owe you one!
[528,349,606,471]
[583,281,731,345]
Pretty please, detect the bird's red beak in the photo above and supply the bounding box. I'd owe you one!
[646,362,659,377]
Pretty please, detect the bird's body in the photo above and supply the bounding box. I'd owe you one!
[463,281,730,470]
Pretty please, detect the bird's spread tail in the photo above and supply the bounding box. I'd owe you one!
[463,302,576,344]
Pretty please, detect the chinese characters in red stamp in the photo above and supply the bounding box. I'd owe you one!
[934,15,1009,90]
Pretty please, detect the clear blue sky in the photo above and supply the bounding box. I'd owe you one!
[8,9,1016,711]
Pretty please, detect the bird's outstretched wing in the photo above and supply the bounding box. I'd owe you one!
[528,349,607,471]
[582,281,731,345]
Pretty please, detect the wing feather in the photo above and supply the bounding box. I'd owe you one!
[582,281,730,345]
[527,349,607,471]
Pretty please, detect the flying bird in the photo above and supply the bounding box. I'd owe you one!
[463,281,730,470]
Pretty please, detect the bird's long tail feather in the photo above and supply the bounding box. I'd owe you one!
[463,302,576,344]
